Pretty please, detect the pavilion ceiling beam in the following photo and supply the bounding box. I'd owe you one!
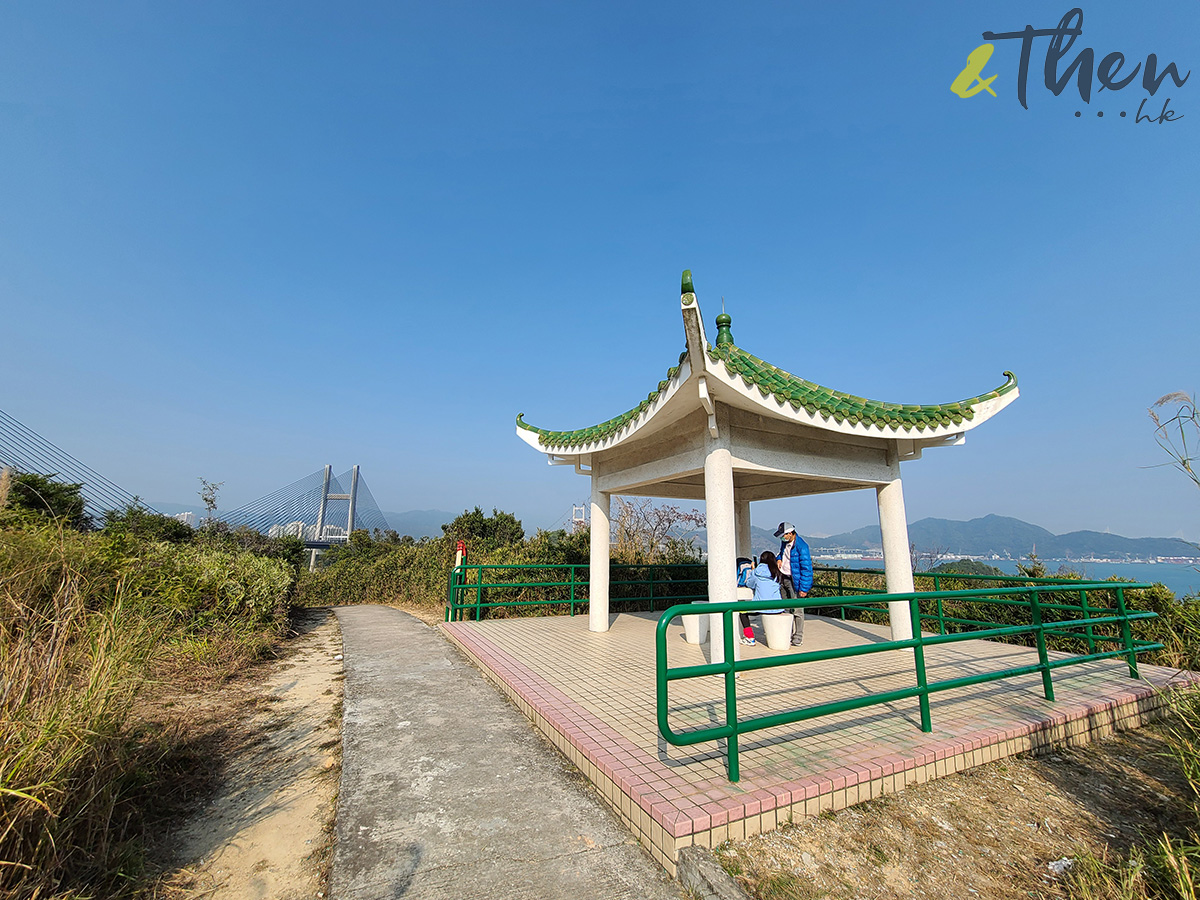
[729,443,895,485]
[594,449,706,495]
[735,480,869,502]
[617,483,707,500]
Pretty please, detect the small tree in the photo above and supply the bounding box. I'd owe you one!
[911,543,950,572]
[441,507,525,554]
[198,477,224,526]
[3,470,90,530]
[101,504,194,543]
[611,497,705,564]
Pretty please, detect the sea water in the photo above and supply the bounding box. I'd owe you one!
[818,558,1200,598]
[986,560,1200,599]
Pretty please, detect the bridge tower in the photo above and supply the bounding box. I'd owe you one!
[314,464,361,538]
[309,464,361,571]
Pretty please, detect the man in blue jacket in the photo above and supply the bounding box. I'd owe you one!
[774,522,813,646]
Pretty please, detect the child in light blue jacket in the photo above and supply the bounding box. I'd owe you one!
[739,551,783,645]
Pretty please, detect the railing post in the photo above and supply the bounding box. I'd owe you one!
[454,566,465,622]
[446,566,457,622]
[930,575,946,635]
[724,607,740,782]
[648,565,655,611]
[1030,588,1055,701]
[570,566,577,617]
[475,565,483,621]
[909,598,932,733]
[1114,587,1140,679]
[1078,588,1097,654]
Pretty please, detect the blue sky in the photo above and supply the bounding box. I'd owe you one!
[1,1,1197,540]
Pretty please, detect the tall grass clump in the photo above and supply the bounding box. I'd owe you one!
[0,499,299,898]
[0,518,157,897]
[1062,684,1200,900]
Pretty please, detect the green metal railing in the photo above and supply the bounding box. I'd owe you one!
[655,582,1162,782]
[445,562,708,622]
[444,560,1163,626]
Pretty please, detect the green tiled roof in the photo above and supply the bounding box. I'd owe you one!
[517,341,1017,449]
[708,342,1016,432]
[516,355,687,449]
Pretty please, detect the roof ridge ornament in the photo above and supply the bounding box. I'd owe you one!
[680,269,708,374]
[715,311,734,346]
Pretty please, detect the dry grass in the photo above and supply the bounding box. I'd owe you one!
[0,521,158,897]
[0,512,294,899]
[718,709,1200,900]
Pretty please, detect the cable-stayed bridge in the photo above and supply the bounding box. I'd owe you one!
[0,408,150,520]
[1,409,391,552]
[221,465,391,547]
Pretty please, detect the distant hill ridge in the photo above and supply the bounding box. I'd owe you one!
[382,510,1194,560]
[789,514,1196,560]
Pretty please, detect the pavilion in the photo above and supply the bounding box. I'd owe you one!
[516,271,1019,642]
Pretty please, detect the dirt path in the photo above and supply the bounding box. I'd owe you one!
[153,608,344,899]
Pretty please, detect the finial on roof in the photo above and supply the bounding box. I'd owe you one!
[715,312,733,345]
[680,269,695,306]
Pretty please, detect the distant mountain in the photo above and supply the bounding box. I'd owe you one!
[752,524,783,548]
[382,509,457,539]
[682,515,1194,560]
[805,514,1195,560]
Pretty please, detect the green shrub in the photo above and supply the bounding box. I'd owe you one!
[4,471,90,531]
[121,541,295,629]
[101,504,195,543]
[295,506,704,615]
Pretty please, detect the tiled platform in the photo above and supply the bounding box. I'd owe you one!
[441,612,1192,876]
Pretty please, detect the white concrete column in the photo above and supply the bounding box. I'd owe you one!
[705,447,738,663]
[876,477,916,642]
[589,482,611,633]
[734,499,752,561]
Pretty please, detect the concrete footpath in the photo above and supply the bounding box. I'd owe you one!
[330,606,685,900]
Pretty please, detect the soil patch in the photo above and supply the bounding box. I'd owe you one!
[146,607,344,899]
[717,726,1193,900]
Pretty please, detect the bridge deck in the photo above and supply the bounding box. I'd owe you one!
[440,611,1189,876]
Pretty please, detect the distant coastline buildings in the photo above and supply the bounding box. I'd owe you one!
[266,521,349,541]
[167,511,358,541]
[812,548,1200,565]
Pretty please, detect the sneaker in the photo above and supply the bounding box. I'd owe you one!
[791,636,804,646]
[740,636,757,646]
